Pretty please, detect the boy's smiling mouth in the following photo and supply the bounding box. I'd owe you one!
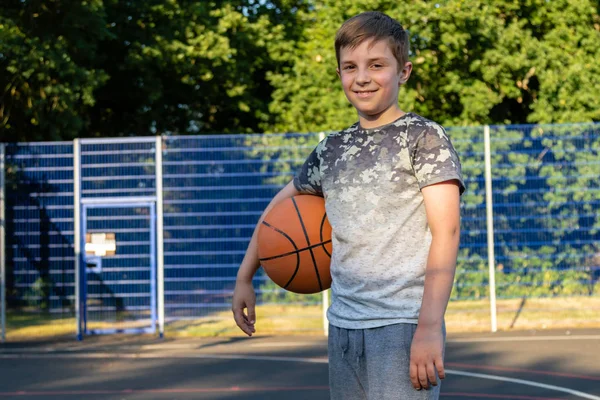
[354,90,378,98]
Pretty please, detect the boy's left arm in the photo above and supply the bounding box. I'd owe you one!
[410,180,461,391]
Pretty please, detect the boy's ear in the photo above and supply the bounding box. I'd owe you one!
[398,61,413,85]
[336,68,341,79]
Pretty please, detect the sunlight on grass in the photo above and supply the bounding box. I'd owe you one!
[5,296,600,340]
[445,297,600,332]
[6,314,76,340]
[166,305,325,337]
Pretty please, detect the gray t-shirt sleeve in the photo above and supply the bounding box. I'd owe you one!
[293,143,323,196]
[410,123,466,195]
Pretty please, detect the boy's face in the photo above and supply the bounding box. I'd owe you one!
[337,39,412,129]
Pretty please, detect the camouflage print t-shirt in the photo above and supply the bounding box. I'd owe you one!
[293,113,466,329]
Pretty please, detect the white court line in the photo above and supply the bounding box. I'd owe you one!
[448,335,600,343]
[446,369,600,400]
[0,352,599,399]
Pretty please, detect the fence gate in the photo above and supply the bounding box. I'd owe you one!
[74,137,163,339]
[81,200,156,335]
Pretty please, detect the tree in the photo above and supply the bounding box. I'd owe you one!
[266,0,600,132]
[3,0,598,141]
[0,0,112,141]
[0,0,308,141]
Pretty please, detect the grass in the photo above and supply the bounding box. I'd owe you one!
[4,313,76,339]
[4,296,600,341]
[445,296,600,332]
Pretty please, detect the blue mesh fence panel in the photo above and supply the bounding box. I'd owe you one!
[447,126,490,300]
[4,142,75,317]
[488,123,600,299]
[162,133,322,330]
[80,139,156,199]
[2,122,600,338]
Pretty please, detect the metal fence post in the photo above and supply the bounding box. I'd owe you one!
[73,139,83,340]
[155,135,165,338]
[484,125,498,332]
[1,143,6,342]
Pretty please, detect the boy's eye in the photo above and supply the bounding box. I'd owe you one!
[371,64,383,69]
[343,65,355,70]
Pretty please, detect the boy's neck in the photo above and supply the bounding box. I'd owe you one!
[358,107,406,130]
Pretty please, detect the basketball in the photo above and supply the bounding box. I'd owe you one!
[257,195,332,294]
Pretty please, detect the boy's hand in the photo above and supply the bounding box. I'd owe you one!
[409,325,445,390]
[232,280,256,336]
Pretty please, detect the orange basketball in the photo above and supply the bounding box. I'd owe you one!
[257,195,332,294]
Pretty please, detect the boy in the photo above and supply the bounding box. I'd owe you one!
[232,11,465,399]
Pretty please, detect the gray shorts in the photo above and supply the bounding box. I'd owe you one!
[328,323,445,400]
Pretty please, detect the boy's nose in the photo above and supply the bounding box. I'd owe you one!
[356,68,371,84]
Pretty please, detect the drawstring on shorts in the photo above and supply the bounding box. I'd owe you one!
[338,327,364,365]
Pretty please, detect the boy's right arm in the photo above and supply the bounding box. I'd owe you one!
[232,180,301,336]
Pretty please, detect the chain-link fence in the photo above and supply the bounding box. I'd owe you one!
[1,122,599,340]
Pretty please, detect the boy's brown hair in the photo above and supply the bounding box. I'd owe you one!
[335,11,410,71]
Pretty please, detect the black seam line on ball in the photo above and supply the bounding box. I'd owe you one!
[261,220,300,288]
[291,197,323,292]
[319,213,331,258]
[261,221,299,251]
[258,240,332,261]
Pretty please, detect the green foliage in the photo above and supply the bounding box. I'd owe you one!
[267,0,600,132]
[451,122,600,300]
[0,1,111,141]
[1,0,308,141]
[258,278,323,305]
[2,1,599,140]
[243,131,323,186]
[23,277,51,310]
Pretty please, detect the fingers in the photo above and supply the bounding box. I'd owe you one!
[409,327,445,391]
[231,283,257,336]
[247,304,256,326]
[242,311,256,335]
[436,357,446,381]
[418,363,429,389]
[232,307,255,336]
[232,307,248,335]
[410,359,444,390]
[410,362,419,389]
[410,363,433,390]
[426,362,437,387]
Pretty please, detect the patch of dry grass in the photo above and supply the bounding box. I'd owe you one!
[166,305,325,337]
[5,314,75,340]
[5,296,600,340]
[445,296,600,332]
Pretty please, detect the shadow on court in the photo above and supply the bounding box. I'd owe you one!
[1,329,599,400]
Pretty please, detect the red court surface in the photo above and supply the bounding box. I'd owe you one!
[1,329,599,399]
